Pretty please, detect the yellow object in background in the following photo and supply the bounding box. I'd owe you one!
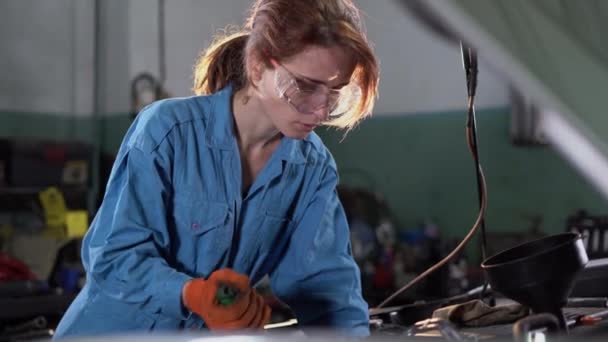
[39,187,68,228]
[66,210,88,238]
[0,224,13,241]
[43,224,65,239]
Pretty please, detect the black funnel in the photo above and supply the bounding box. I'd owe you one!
[481,233,588,332]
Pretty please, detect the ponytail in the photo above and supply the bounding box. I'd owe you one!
[192,31,249,95]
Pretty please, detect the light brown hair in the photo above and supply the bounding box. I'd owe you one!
[193,0,379,129]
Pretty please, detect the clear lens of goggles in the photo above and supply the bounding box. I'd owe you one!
[274,67,361,118]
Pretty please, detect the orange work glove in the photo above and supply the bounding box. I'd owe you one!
[182,269,271,330]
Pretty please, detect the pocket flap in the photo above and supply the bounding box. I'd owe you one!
[176,197,229,235]
[193,200,228,234]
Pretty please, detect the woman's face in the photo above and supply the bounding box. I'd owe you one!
[255,45,356,139]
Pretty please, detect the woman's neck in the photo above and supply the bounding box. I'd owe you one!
[232,87,281,152]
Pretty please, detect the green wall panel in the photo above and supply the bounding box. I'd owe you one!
[317,108,608,242]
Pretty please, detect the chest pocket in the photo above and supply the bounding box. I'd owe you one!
[173,197,231,276]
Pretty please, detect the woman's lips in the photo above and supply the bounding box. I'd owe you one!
[298,122,317,132]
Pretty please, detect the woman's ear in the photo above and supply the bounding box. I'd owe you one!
[247,57,265,86]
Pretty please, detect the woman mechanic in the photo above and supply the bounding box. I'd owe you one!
[55,0,379,337]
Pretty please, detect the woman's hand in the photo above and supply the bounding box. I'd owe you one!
[182,269,271,330]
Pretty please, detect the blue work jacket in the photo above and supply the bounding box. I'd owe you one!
[54,85,369,337]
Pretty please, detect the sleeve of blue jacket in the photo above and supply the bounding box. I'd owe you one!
[269,164,370,336]
[84,124,192,320]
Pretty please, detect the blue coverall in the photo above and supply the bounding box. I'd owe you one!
[54,84,369,337]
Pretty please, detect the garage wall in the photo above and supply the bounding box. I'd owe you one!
[2,1,605,248]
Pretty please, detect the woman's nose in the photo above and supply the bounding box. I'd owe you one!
[311,106,330,121]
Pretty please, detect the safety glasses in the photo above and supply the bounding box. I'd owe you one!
[271,60,361,119]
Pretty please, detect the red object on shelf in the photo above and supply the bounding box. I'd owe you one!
[373,263,395,290]
[0,252,37,282]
